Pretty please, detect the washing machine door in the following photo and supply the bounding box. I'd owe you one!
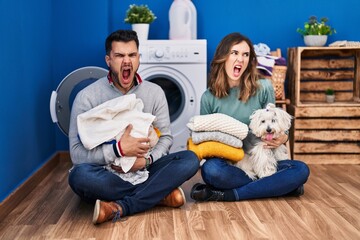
[50,66,108,136]
[138,65,199,152]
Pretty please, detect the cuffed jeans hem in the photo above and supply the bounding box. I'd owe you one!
[233,189,240,201]
[115,200,128,217]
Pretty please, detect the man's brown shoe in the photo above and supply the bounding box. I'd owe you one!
[92,199,123,224]
[158,187,186,208]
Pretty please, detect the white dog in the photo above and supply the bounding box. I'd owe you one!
[233,103,292,180]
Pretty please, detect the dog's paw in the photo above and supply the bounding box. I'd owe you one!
[274,145,289,160]
[257,165,277,179]
[245,170,258,180]
[233,156,258,180]
[258,170,276,179]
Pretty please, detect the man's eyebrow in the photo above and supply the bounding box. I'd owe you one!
[114,51,137,55]
[113,51,137,55]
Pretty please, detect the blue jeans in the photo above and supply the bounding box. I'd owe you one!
[201,158,310,200]
[68,150,199,217]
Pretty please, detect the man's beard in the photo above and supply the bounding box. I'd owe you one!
[111,70,121,87]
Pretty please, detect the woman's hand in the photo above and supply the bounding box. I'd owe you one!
[262,133,288,149]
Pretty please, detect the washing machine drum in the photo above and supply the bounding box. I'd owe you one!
[50,66,108,136]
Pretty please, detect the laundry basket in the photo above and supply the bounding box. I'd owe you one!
[270,65,287,100]
[258,48,287,101]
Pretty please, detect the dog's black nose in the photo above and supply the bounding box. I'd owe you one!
[266,127,272,133]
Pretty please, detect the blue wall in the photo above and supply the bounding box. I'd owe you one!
[0,0,54,202]
[1,0,359,202]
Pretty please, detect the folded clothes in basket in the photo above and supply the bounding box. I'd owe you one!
[255,43,286,76]
[258,56,287,75]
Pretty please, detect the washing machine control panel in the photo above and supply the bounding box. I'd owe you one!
[139,40,207,64]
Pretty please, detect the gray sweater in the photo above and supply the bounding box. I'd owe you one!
[69,76,173,165]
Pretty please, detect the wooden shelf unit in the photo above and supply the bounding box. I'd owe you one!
[287,47,360,164]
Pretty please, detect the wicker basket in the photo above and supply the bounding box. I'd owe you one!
[270,65,287,100]
[258,48,287,100]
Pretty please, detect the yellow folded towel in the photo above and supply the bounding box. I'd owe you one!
[187,138,244,162]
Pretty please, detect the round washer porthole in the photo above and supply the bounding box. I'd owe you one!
[50,66,108,136]
[146,75,185,123]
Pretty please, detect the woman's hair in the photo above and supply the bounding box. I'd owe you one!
[105,29,139,55]
[209,32,259,102]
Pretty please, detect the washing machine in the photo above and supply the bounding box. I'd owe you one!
[138,40,207,153]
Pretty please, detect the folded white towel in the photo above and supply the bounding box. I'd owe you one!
[77,94,156,176]
[77,94,155,150]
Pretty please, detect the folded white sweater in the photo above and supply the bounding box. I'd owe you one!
[187,113,248,140]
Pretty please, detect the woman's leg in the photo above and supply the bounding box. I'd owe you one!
[190,158,253,201]
[232,160,310,200]
[201,158,253,189]
[195,159,309,201]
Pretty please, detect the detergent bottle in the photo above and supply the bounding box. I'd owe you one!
[169,0,197,40]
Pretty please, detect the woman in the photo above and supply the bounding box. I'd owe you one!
[190,32,310,202]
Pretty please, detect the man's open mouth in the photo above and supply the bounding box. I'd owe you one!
[122,69,131,80]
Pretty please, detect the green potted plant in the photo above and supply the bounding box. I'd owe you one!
[124,4,157,40]
[297,16,336,47]
[325,88,335,103]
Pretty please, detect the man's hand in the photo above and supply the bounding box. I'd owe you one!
[120,124,150,157]
[129,157,146,172]
[110,157,146,173]
[262,133,288,149]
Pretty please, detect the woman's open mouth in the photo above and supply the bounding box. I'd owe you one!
[233,65,242,78]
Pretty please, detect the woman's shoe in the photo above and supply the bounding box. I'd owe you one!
[285,185,304,197]
[190,183,224,201]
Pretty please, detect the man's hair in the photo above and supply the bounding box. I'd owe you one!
[105,30,139,55]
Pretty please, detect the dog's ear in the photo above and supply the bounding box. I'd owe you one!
[249,109,263,135]
[266,103,276,111]
[274,108,293,130]
[249,109,260,121]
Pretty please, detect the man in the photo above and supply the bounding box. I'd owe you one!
[68,29,199,224]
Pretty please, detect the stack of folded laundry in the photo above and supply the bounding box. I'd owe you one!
[254,43,287,77]
[186,113,249,162]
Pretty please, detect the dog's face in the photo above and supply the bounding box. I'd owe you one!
[249,103,292,140]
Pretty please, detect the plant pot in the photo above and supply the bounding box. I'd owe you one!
[132,24,149,41]
[304,35,328,47]
[326,94,335,103]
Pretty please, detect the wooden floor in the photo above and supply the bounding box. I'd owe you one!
[1,158,359,240]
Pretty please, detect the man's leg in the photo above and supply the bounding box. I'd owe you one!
[117,150,199,216]
[69,150,199,221]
